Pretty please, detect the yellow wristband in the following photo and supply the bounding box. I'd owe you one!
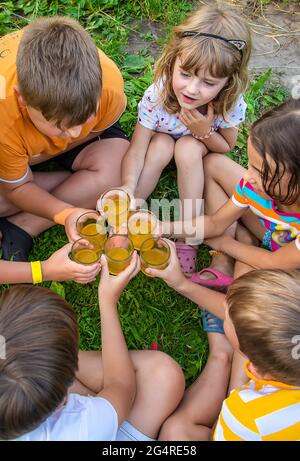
[31,261,43,284]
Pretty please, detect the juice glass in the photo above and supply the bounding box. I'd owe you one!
[140,238,170,277]
[98,188,130,229]
[104,235,134,275]
[128,210,157,251]
[71,239,101,265]
[76,211,107,253]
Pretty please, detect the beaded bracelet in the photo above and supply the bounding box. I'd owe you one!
[31,261,43,284]
[209,250,225,257]
[192,126,215,140]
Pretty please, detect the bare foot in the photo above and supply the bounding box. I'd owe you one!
[187,254,234,281]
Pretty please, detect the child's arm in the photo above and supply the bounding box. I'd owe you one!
[146,240,226,319]
[161,199,244,241]
[121,123,153,195]
[201,127,238,153]
[0,243,100,284]
[0,175,92,242]
[179,103,239,153]
[96,252,140,426]
[207,234,300,270]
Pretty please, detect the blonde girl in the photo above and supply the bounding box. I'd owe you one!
[121,3,251,273]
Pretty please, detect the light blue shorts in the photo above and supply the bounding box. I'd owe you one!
[117,420,155,442]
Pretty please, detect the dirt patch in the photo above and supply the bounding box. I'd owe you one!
[248,2,300,89]
[125,2,300,91]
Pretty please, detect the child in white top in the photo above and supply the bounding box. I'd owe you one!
[0,253,184,441]
[121,3,251,272]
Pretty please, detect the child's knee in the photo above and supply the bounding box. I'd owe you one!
[159,413,187,441]
[236,224,259,246]
[149,133,175,164]
[203,152,224,176]
[175,136,206,166]
[148,351,185,394]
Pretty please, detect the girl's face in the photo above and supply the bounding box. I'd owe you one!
[245,138,291,201]
[172,56,228,109]
[244,138,268,197]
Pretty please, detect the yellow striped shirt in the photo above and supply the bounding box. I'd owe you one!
[214,362,300,441]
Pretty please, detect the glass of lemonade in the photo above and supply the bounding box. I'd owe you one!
[127,210,157,251]
[98,188,131,229]
[104,235,134,275]
[140,238,170,277]
[71,239,101,265]
[76,211,107,253]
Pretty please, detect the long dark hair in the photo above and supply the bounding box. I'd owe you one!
[250,99,300,205]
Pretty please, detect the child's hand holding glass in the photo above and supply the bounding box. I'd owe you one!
[43,243,101,284]
[98,251,140,304]
[144,239,186,289]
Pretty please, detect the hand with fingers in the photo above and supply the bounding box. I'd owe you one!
[42,243,101,284]
[64,207,98,243]
[145,239,186,289]
[99,251,140,304]
[179,101,214,139]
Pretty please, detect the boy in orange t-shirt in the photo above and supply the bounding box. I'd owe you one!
[0,16,128,261]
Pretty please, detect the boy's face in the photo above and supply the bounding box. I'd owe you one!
[15,86,96,139]
[26,106,96,139]
[172,56,228,110]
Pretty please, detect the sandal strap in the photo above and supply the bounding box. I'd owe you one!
[201,309,224,334]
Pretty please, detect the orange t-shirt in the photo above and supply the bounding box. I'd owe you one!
[0,30,126,181]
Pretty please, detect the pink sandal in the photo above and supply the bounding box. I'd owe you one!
[175,241,197,274]
[190,268,234,287]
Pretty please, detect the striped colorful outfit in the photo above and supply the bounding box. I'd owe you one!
[232,178,300,251]
[214,362,300,441]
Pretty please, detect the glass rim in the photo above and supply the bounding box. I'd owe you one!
[104,234,134,262]
[128,209,158,234]
[99,187,131,208]
[140,237,170,265]
[76,212,106,236]
[71,238,100,265]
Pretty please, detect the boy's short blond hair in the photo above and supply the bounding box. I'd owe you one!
[16,16,102,128]
[226,270,300,386]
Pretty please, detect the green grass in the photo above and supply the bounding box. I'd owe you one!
[0,0,289,383]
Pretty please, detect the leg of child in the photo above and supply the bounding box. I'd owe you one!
[175,136,208,224]
[158,331,233,441]
[227,233,258,392]
[0,138,128,237]
[70,349,185,440]
[198,153,247,282]
[173,136,208,273]
[134,133,175,200]
[1,171,71,236]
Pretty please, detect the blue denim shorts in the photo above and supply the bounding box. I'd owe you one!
[261,230,272,251]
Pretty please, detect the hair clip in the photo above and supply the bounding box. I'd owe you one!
[227,39,246,51]
[181,31,246,53]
